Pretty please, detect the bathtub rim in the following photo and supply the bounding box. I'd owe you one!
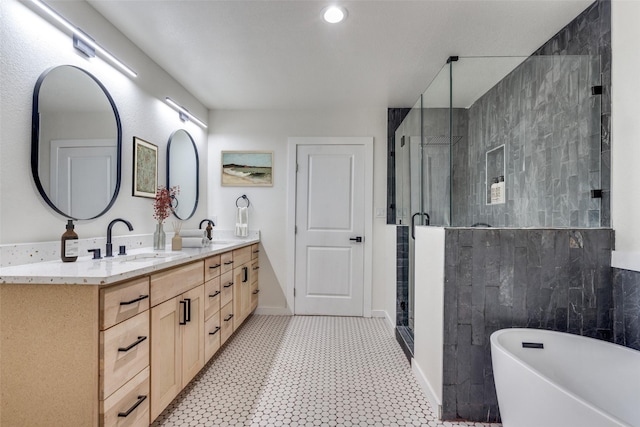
[490,328,635,427]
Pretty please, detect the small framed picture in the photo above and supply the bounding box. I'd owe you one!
[221,151,273,187]
[133,137,158,198]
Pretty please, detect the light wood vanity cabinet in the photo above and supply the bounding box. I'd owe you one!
[149,262,205,421]
[0,241,258,427]
[99,277,151,427]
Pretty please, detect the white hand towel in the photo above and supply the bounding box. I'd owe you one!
[181,229,207,238]
[235,206,248,237]
[182,237,207,248]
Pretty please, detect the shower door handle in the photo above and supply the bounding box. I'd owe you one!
[411,212,430,240]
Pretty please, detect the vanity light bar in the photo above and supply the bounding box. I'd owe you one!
[30,0,138,78]
[165,97,208,129]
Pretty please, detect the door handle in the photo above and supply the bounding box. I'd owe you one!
[349,236,363,243]
[411,212,430,239]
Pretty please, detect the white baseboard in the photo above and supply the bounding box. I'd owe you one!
[371,310,395,335]
[254,306,292,316]
[412,359,442,419]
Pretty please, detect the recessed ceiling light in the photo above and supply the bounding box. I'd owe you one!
[322,5,347,24]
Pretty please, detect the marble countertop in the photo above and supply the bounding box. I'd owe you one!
[0,237,259,285]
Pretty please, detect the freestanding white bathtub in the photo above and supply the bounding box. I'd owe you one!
[491,328,640,427]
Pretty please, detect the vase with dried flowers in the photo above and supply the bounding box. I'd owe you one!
[153,185,179,250]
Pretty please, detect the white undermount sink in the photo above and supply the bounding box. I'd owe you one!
[103,251,182,262]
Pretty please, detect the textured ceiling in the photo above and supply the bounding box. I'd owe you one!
[86,0,593,110]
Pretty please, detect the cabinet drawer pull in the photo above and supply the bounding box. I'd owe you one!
[252,289,260,295]
[224,314,234,322]
[117,395,147,418]
[209,290,221,298]
[224,260,234,265]
[252,266,260,271]
[209,326,221,335]
[118,336,147,352]
[223,282,233,288]
[119,295,149,306]
[253,249,260,254]
[209,264,221,269]
[243,266,249,283]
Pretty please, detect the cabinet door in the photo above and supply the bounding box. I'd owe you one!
[150,297,181,421]
[233,264,251,329]
[181,285,205,387]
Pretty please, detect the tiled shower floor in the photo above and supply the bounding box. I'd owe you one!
[152,315,501,427]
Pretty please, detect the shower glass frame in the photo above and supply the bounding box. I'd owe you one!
[395,54,602,339]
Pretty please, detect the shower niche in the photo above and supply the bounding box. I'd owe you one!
[486,145,505,205]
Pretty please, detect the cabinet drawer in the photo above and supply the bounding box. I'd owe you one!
[220,301,234,345]
[101,311,149,399]
[101,277,150,330]
[101,366,150,427]
[251,243,260,260]
[251,259,259,285]
[220,251,234,275]
[220,270,234,307]
[205,254,222,280]
[204,276,221,321]
[150,261,204,306]
[204,311,221,361]
[233,246,252,267]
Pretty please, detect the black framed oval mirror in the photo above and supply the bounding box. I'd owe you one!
[167,129,199,220]
[31,65,122,220]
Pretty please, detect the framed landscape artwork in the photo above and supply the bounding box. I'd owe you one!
[221,151,273,187]
[133,136,158,198]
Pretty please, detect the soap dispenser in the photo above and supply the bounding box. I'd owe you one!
[61,220,79,262]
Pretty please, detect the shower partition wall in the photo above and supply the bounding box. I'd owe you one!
[395,54,602,356]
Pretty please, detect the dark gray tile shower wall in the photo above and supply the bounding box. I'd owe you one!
[613,268,640,351]
[452,0,611,228]
[442,228,614,422]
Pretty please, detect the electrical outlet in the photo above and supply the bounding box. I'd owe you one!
[375,208,386,218]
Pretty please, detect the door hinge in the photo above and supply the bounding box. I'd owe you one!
[293,288,296,297]
[295,226,297,234]
[296,163,299,172]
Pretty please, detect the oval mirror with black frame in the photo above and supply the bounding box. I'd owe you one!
[167,129,199,220]
[31,65,122,220]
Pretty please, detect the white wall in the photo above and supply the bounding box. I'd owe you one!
[611,0,640,269]
[0,0,208,245]
[412,226,445,415]
[207,109,389,314]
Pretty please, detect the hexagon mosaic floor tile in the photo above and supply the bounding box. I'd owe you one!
[152,315,501,427]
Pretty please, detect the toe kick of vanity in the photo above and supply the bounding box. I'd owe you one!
[0,242,260,427]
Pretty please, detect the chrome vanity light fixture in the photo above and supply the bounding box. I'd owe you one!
[165,97,208,129]
[322,5,348,24]
[29,0,138,78]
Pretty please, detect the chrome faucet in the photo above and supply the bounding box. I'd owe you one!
[199,219,215,240]
[106,218,134,257]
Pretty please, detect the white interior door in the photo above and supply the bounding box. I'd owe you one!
[294,144,365,316]
[51,139,116,218]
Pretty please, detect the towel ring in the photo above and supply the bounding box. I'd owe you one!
[236,195,250,208]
